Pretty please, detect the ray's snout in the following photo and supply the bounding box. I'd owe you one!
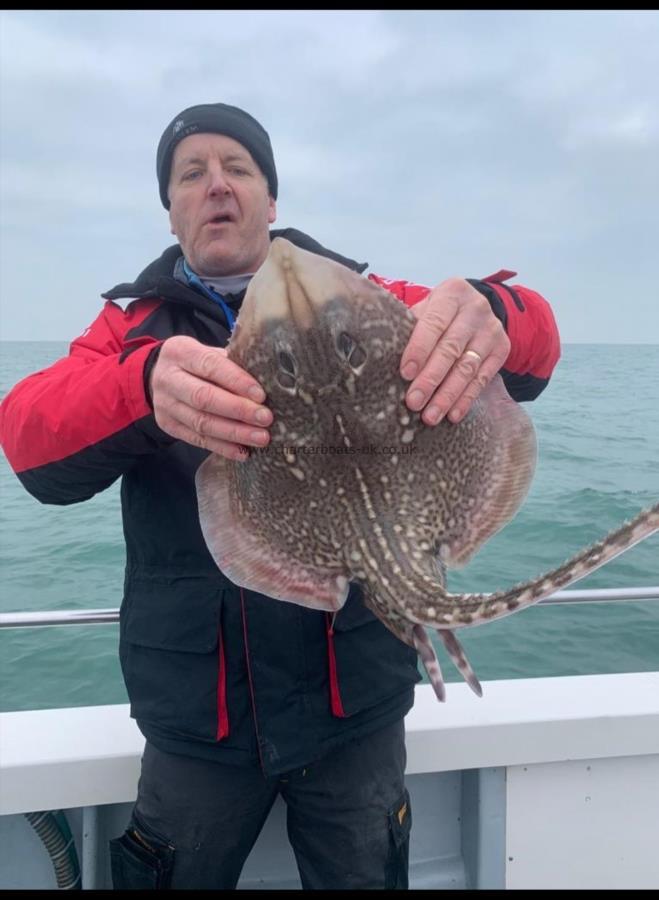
[239,238,361,331]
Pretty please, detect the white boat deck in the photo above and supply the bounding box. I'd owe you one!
[2,672,658,889]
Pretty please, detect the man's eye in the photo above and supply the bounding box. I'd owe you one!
[182,170,202,181]
[229,167,249,177]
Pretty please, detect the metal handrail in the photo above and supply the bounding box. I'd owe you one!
[1,587,657,629]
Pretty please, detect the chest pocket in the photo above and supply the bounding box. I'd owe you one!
[120,573,228,742]
[329,586,420,717]
[122,573,224,651]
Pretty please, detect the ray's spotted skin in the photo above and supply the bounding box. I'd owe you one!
[196,239,659,701]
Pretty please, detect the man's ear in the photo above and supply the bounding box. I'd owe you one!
[268,197,277,225]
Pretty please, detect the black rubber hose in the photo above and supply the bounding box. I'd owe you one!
[25,810,81,889]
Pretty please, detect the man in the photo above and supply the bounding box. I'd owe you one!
[0,102,560,889]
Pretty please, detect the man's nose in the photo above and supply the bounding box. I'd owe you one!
[207,165,231,197]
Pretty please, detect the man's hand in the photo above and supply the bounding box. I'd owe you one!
[149,336,272,460]
[399,277,510,425]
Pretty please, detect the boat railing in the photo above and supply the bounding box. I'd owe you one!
[1,586,658,628]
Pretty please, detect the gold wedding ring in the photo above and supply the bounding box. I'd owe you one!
[463,349,482,363]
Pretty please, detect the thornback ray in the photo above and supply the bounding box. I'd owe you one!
[196,238,659,700]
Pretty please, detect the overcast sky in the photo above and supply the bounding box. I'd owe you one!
[1,10,658,343]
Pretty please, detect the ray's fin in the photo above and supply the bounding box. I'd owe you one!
[437,629,483,697]
[440,374,537,568]
[413,624,446,702]
[196,453,349,612]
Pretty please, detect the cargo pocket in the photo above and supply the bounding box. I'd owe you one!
[109,814,175,890]
[384,788,412,890]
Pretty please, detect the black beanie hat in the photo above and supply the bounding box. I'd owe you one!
[156,102,278,209]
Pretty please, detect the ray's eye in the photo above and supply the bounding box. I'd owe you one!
[278,350,296,375]
[349,344,366,368]
[338,332,354,358]
[277,350,297,390]
[337,331,366,371]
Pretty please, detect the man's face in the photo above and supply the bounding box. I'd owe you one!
[168,133,277,276]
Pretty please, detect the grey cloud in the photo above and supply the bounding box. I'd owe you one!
[1,9,658,343]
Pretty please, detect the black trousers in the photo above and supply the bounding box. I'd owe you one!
[110,719,411,890]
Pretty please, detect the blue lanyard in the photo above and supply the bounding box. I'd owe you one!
[183,259,237,333]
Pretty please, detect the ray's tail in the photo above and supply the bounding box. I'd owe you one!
[434,503,659,629]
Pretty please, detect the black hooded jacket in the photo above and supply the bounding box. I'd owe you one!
[0,227,560,775]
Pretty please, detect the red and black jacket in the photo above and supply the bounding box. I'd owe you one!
[0,228,560,775]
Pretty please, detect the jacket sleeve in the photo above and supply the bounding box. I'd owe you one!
[0,299,173,505]
[367,269,560,402]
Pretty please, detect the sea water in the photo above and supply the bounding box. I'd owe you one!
[1,341,657,711]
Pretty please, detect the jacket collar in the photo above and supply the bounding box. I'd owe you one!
[102,228,368,305]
